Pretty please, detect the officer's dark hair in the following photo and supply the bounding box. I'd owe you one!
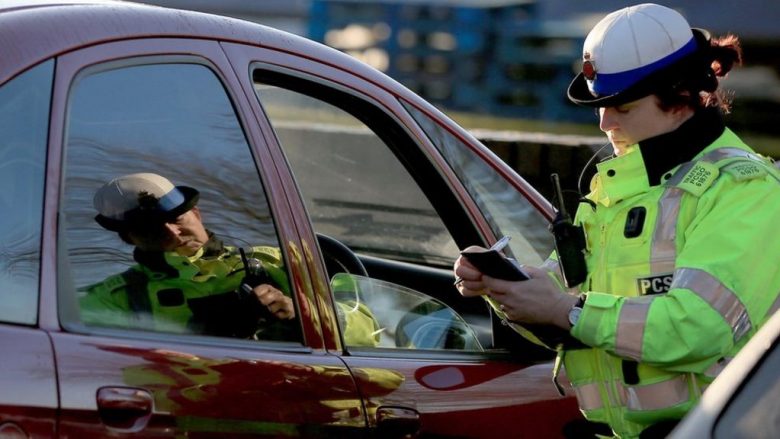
[656,33,743,113]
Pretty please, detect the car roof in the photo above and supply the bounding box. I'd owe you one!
[0,0,408,101]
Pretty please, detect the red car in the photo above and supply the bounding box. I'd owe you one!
[0,1,583,437]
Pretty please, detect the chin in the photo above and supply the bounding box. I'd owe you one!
[612,142,629,156]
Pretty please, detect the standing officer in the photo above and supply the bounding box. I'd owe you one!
[455,4,780,438]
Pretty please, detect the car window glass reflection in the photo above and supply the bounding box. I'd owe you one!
[60,62,301,343]
[402,102,552,266]
[333,273,482,351]
[253,81,458,267]
[253,76,489,351]
[0,60,52,326]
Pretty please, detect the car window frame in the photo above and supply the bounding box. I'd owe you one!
[249,66,471,264]
[43,38,327,351]
[221,42,550,361]
[247,63,493,353]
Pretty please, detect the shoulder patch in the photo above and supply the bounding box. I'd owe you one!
[676,161,720,196]
[722,161,768,181]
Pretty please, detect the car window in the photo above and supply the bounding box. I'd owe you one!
[0,60,53,326]
[59,60,302,343]
[334,273,482,350]
[253,79,457,267]
[252,69,492,352]
[402,102,553,266]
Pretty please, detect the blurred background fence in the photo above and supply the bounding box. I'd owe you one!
[309,0,590,123]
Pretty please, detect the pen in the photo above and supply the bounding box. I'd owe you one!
[453,235,512,286]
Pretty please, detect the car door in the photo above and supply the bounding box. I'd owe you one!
[45,38,368,437]
[222,43,583,438]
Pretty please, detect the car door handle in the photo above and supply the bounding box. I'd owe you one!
[376,406,421,438]
[96,386,153,432]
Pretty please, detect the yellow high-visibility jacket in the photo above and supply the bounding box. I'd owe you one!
[80,238,379,346]
[561,126,780,438]
[493,111,780,437]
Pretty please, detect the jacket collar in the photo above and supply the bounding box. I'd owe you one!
[133,230,225,277]
[590,107,725,206]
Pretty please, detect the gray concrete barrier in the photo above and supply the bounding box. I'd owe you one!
[474,129,608,212]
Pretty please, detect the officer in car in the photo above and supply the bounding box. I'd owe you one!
[80,172,380,346]
[454,4,780,438]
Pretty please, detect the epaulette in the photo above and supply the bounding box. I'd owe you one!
[672,161,720,197]
[721,160,769,182]
[671,149,779,196]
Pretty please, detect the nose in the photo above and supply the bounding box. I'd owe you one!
[599,107,617,132]
[163,222,182,238]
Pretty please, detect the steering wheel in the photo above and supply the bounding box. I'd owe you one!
[316,233,368,278]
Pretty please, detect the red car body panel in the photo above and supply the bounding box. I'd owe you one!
[50,333,368,437]
[0,326,57,438]
[0,1,580,437]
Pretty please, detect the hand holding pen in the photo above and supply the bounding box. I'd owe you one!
[453,235,512,286]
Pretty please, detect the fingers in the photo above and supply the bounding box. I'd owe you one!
[455,277,488,297]
[454,255,481,280]
[454,253,488,297]
[253,284,296,320]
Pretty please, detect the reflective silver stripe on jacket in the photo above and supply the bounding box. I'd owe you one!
[572,374,694,412]
[699,147,760,164]
[651,148,762,274]
[573,382,604,411]
[625,374,693,411]
[615,296,654,361]
[651,186,682,274]
[671,267,752,342]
